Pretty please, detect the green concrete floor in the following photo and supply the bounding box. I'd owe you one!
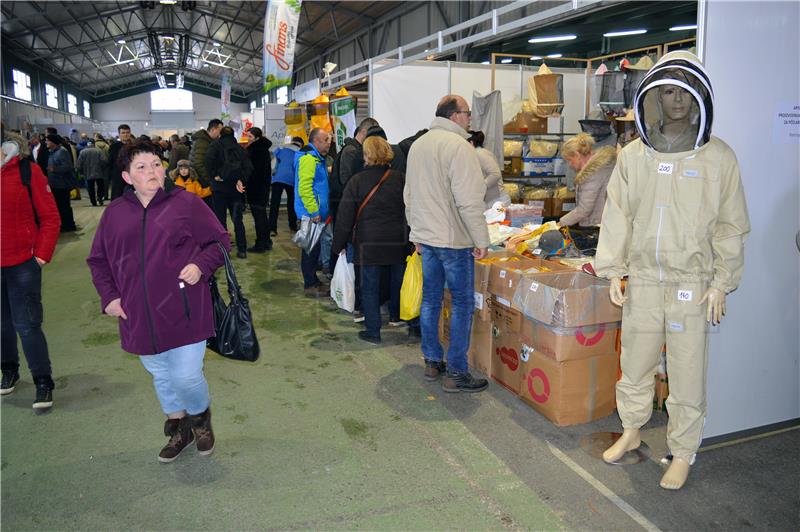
[2,198,798,531]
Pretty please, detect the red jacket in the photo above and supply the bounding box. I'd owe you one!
[1,157,61,267]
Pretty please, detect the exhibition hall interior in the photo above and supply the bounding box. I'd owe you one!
[1,0,798,529]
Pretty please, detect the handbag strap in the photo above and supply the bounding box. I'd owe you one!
[352,168,391,234]
[215,242,243,303]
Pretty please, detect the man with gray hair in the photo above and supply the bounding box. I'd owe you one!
[295,128,332,296]
[404,94,490,393]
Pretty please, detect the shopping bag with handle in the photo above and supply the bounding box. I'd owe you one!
[330,253,355,312]
[400,251,423,320]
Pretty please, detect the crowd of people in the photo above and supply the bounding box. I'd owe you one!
[0,94,576,459]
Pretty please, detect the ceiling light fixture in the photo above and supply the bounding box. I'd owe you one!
[669,24,697,31]
[159,0,178,4]
[481,60,490,65]
[603,29,647,37]
[116,39,126,44]
[212,42,221,47]
[163,35,175,41]
[529,55,542,60]
[527,34,577,44]
[500,58,512,64]
[546,53,562,58]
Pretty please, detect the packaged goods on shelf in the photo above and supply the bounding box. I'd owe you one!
[503,140,524,158]
[513,271,622,328]
[503,182,522,202]
[553,185,574,199]
[518,347,617,426]
[523,157,555,176]
[527,140,559,158]
[522,185,552,200]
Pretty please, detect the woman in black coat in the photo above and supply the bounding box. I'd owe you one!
[332,136,410,344]
[245,127,273,252]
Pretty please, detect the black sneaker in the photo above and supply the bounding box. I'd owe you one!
[236,250,247,259]
[247,245,267,253]
[423,360,446,382]
[358,331,381,344]
[1,372,20,395]
[33,383,53,413]
[441,372,489,393]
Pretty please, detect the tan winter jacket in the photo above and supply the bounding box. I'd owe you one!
[559,145,616,227]
[404,117,489,250]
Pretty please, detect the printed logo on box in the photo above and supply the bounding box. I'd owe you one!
[499,270,507,279]
[474,291,484,310]
[496,347,519,371]
[529,282,540,292]
[526,368,550,403]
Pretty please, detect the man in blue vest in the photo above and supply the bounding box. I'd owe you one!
[294,128,332,297]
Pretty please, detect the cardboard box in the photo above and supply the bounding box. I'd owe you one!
[654,373,669,412]
[518,348,618,426]
[527,198,557,217]
[514,271,622,328]
[520,318,620,362]
[511,156,522,176]
[440,292,493,376]
[553,198,577,216]
[490,300,524,394]
[488,256,570,307]
[475,250,518,321]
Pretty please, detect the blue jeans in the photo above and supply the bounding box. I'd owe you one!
[139,340,210,415]
[360,263,406,338]
[1,258,52,382]
[419,245,474,374]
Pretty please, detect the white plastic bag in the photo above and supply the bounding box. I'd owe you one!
[330,253,355,312]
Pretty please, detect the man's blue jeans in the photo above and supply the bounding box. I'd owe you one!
[419,245,474,374]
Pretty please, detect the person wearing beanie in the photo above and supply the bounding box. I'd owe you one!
[45,134,78,232]
[0,132,61,412]
[364,126,407,173]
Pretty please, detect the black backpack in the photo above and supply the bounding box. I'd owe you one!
[221,144,253,183]
[19,157,39,227]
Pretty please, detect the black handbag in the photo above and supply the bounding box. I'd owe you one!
[206,243,260,362]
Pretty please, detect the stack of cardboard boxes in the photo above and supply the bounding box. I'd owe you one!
[439,250,624,426]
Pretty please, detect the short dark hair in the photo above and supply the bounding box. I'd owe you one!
[435,97,460,119]
[365,126,387,140]
[118,124,131,132]
[309,128,328,144]
[467,130,485,148]
[249,127,263,138]
[117,141,161,173]
[45,127,58,136]
[291,136,305,148]
[220,126,235,136]
[357,117,379,135]
[208,119,224,130]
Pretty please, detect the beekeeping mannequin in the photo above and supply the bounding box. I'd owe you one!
[594,51,750,490]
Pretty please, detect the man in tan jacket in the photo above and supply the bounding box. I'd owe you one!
[404,95,490,393]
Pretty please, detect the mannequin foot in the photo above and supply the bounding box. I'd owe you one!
[660,457,690,490]
[603,429,641,463]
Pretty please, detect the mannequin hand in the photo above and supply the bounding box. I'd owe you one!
[698,287,726,325]
[609,278,627,306]
[104,298,128,320]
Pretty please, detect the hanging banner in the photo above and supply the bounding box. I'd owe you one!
[221,72,232,121]
[239,112,254,142]
[263,0,303,93]
[330,92,357,151]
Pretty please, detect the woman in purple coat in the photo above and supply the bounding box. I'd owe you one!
[87,141,231,463]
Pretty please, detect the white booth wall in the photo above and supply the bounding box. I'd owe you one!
[93,91,248,138]
[372,60,587,143]
[701,0,800,438]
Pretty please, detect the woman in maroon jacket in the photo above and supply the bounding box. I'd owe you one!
[1,132,61,412]
[87,141,231,463]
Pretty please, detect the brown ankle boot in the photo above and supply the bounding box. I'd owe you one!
[188,408,215,456]
[158,417,194,463]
